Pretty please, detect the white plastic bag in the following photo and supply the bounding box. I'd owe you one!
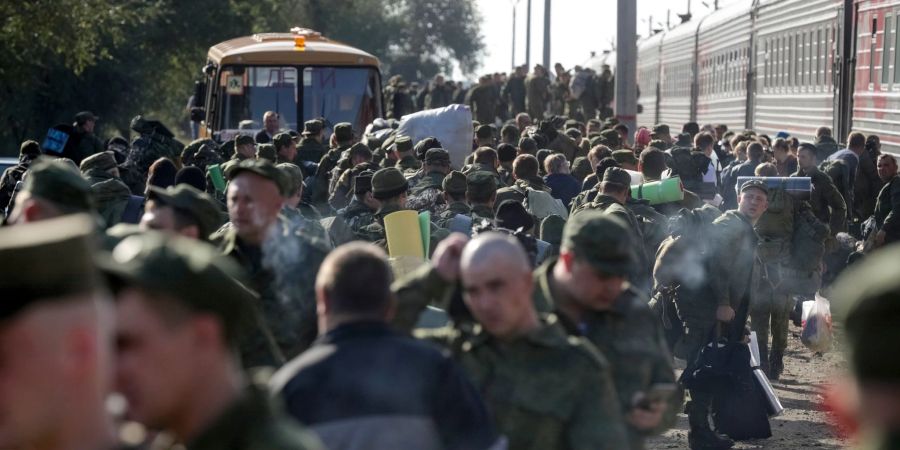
[396,104,474,169]
[800,293,833,353]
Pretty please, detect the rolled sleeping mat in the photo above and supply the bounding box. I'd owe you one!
[631,177,685,205]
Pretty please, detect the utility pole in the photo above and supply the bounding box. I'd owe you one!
[542,0,551,71]
[616,0,637,134]
[525,0,532,69]
[511,0,518,69]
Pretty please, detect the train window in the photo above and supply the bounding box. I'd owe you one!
[894,15,900,83]
[885,15,894,86]
[812,30,819,88]
[817,28,823,86]
[788,35,794,87]
[803,32,809,88]
[871,17,878,88]
[795,32,802,87]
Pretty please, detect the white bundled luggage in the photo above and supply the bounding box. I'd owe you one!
[396,104,474,169]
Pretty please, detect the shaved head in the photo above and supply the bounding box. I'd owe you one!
[461,232,531,275]
[460,233,537,339]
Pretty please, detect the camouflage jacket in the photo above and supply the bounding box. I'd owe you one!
[434,202,473,231]
[213,216,329,368]
[356,203,450,255]
[418,318,629,450]
[396,154,421,174]
[296,138,325,164]
[470,204,496,226]
[85,170,140,229]
[577,194,651,290]
[410,171,445,196]
[707,210,760,332]
[532,260,680,449]
[323,199,377,246]
[186,384,324,450]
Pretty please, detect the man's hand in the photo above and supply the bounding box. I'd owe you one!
[716,305,735,322]
[627,401,667,432]
[876,230,886,247]
[432,233,470,282]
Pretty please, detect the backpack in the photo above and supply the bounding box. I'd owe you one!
[755,186,795,264]
[127,115,184,174]
[524,188,569,220]
[668,147,712,194]
[819,159,852,211]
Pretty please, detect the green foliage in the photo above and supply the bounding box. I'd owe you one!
[0,0,483,155]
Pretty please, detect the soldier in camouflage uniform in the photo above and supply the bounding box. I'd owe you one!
[277,163,331,246]
[221,135,257,175]
[328,143,374,212]
[412,233,629,449]
[296,119,326,164]
[407,148,451,214]
[323,170,379,246]
[7,158,94,225]
[466,171,498,225]
[393,135,421,174]
[405,137,444,186]
[573,167,651,291]
[495,154,552,206]
[103,232,324,450]
[212,159,329,367]
[356,167,448,253]
[80,151,144,229]
[0,140,41,214]
[312,122,355,209]
[434,170,474,234]
[392,211,678,450]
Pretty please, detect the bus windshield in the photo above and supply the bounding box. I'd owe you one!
[216,65,380,139]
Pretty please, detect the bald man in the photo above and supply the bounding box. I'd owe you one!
[415,232,629,449]
[0,214,116,450]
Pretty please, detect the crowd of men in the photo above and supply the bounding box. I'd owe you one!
[383,63,615,124]
[2,103,900,450]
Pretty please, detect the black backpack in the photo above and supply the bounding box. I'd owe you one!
[819,159,852,211]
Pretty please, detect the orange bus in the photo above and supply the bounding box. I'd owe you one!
[194,27,383,142]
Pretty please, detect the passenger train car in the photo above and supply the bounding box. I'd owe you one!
[636,0,900,154]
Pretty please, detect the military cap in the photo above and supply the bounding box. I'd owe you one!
[600,129,621,148]
[100,232,256,345]
[611,149,638,166]
[147,185,223,239]
[372,167,409,200]
[562,210,634,275]
[23,158,93,211]
[651,124,670,136]
[394,135,413,153]
[540,214,566,247]
[20,140,41,157]
[415,137,443,161]
[276,162,304,196]
[466,171,498,197]
[79,150,118,173]
[739,178,768,195]
[602,166,632,187]
[0,214,102,319]
[333,122,354,142]
[424,148,450,165]
[832,245,900,381]
[235,134,255,147]
[571,157,593,181]
[256,143,276,162]
[442,170,467,195]
[354,170,375,195]
[302,119,324,136]
[495,199,534,232]
[273,132,294,149]
[475,124,494,140]
[225,158,291,196]
[74,111,98,124]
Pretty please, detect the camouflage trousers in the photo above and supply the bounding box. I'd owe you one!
[749,282,792,370]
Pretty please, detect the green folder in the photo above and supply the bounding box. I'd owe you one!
[208,164,226,193]
[418,211,431,257]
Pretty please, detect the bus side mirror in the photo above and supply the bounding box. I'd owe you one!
[190,107,205,123]
[192,80,206,108]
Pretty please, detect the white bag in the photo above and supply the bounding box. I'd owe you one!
[800,293,833,353]
[396,104,474,169]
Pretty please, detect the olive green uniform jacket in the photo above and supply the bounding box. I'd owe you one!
[418,319,629,450]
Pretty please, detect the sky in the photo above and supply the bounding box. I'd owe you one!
[466,0,744,79]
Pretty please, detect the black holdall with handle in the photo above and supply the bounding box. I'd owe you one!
[680,322,772,441]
